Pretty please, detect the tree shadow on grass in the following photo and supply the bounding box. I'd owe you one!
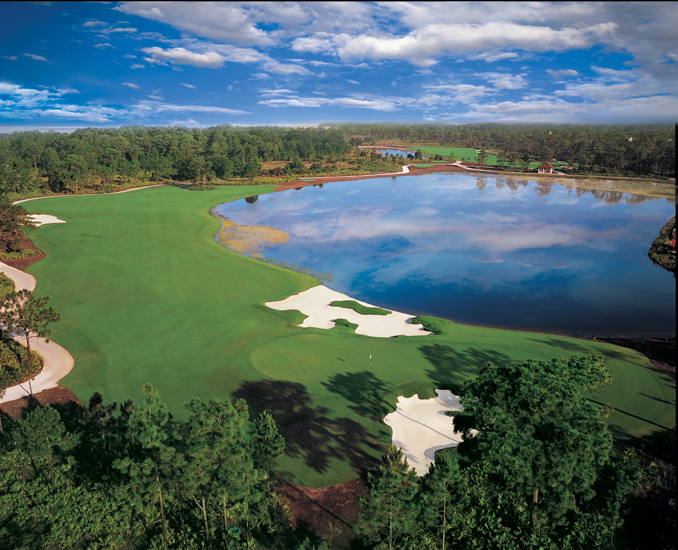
[419,343,512,392]
[234,380,381,477]
[526,337,633,362]
[321,371,389,419]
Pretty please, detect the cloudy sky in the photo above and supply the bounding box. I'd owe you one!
[1,1,676,131]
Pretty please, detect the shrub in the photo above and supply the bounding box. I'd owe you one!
[0,273,14,300]
[411,315,452,334]
[330,300,391,316]
[334,318,358,330]
[0,249,42,260]
[0,337,44,389]
[188,185,216,191]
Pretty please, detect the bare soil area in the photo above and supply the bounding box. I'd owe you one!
[277,477,367,550]
[0,385,81,421]
[0,232,45,271]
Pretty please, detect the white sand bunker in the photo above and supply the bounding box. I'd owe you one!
[0,261,75,404]
[265,285,433,338]
[28,214,66,226]
[384,389,464,476]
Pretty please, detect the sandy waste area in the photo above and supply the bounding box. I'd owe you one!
[1,214,73,404]
[384,389,466,476]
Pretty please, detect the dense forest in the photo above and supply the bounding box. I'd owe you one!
[0,123,674,199]
[1,356,673,550]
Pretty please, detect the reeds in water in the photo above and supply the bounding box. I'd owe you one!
[217,217,289,254]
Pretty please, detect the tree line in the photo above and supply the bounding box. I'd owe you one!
[2,354,657,550]
[0,123,674,198]
[0,125,352,195]
[0,384,297,550]
[339,122,675,177]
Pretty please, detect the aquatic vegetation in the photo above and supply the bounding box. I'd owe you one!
[252,254,334,283]
[216,216,289,255]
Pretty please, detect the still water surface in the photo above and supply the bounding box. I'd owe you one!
[376,148,428,158]
[214,173,676,337]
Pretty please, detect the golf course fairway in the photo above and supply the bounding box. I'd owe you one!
[21,184,676,488]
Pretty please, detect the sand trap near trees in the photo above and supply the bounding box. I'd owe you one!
[384,390,465,476]
[28,214,66,226]
[265,285,433,338]
[0,260,74,404]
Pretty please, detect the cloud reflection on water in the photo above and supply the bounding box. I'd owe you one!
[214,173,675,336]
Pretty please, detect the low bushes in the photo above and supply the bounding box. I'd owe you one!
[188,185,216,191]
[0,337,44,389]
[0,274,13,300]
[334,318,358,330]
[330,300,391,316]
[0,249,42,260]
[412,315,452,334]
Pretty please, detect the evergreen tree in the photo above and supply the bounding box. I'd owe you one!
[251,410,285,473]
[180,396,251,544]
[450,355,624,548]
[355,445,419,550]
[419,448,467,550]
[0,289,60,396]
[113,384,177,550]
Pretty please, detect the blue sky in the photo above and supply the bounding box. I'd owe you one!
[1,1,676,131]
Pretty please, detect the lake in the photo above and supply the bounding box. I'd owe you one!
[213,173,676,337]
[376,148,428,158]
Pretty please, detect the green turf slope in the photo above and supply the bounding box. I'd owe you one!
[23,186,675,487]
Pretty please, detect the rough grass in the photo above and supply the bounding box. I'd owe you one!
[333,318,358,331]
[412,315,452,334]
[23,185,676,488]
[330,300,391,316]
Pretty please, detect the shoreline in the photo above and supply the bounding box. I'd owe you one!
[273,163,674,199]
[4,173,673,406]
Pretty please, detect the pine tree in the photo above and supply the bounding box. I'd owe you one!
[251,410,285,476]
[180,396,251,544]
[355,445,419,550]
[420,448,467,550]
[113,384,177,550]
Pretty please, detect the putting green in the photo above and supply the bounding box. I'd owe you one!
[22,185,675,487]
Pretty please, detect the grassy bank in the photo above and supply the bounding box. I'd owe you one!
[22,184,675,487]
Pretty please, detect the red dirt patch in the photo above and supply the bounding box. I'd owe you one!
[277,477,367,549]
[0,385,80,420]
[0,231,45,271]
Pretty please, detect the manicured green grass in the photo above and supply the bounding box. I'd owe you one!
[23,185,675,487]
[330,300,391,316]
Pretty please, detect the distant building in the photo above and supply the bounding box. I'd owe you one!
[537,161,554,174]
